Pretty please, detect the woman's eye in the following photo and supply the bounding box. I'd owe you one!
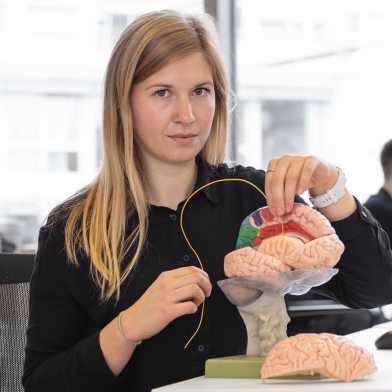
[193,87,210,96]
[154,89,169,97]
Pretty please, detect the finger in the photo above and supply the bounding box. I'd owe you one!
[163,302,198,325]
[266,158,279,172]
[169,266,209,279]
[171,284,205,306]
[265,156,291,216]
[264,158,280,213]
[284,159,305,213]
[173,272,212,297]
[172,302,198,319]
[158,268,211,298]
[296,156,319,195]
[264,158,279,206]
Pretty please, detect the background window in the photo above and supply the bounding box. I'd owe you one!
[0,0,204,252]
[3,0,392,253]
[236,0,392,202]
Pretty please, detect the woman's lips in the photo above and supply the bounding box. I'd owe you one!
[168,134,197,145]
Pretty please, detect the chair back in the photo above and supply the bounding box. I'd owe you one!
[0,253,34,392]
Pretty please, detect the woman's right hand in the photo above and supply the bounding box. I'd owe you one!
[120,266,212,342]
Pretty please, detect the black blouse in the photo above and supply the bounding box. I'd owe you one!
[23,158,392,392]
[365,187,392,245]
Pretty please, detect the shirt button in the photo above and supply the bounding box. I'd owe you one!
[169,214,177,221]
[198,344,205,352]
[183,254,190,262]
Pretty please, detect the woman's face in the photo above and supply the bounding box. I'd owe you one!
[130,52,216,166]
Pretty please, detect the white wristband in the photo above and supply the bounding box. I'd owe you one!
[309,167,347,208]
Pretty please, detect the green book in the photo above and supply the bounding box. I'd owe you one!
[205,355,265,379]
[205,355,324,380]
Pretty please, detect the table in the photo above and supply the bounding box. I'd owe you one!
[153,321,392,392]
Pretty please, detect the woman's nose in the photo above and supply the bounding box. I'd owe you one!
[174,97,195,125]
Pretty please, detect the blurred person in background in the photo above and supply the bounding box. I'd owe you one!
[365,139,392,244]
[0,234,16,252]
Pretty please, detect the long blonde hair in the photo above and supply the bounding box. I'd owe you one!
[63,10,229,301]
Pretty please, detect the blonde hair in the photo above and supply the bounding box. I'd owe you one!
[63,10,229,301]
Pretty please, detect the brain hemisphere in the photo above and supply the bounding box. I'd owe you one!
[257,235,303,266]
[224,246,290,278]
[258,233,344,269]
[259,203,335,238]
[261,333,377,382]
[225,204,345,278]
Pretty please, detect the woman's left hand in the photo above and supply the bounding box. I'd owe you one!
[264,155,338,217]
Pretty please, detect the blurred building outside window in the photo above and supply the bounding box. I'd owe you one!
[236,0,392,206]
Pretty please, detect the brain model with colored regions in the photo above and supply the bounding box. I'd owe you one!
[224,203,345,279]
[221,203,345,357]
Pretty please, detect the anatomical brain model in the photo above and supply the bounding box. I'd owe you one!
[222,203,345,357]
[261,333,377,382]
[225,203,345,278]
[221,204,377,381]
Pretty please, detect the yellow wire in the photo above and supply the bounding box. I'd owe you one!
[179,178,286,349]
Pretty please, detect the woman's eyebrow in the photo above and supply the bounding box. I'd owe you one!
[146,83,172,90]
[145,81,214,90]
[194,81,214,87]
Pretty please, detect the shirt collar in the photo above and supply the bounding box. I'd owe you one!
[194,155,220,205]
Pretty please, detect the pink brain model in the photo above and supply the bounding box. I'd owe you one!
[261,333,377,382]
[224,203,344,278]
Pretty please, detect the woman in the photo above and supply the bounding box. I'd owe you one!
[23,10,392,392]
